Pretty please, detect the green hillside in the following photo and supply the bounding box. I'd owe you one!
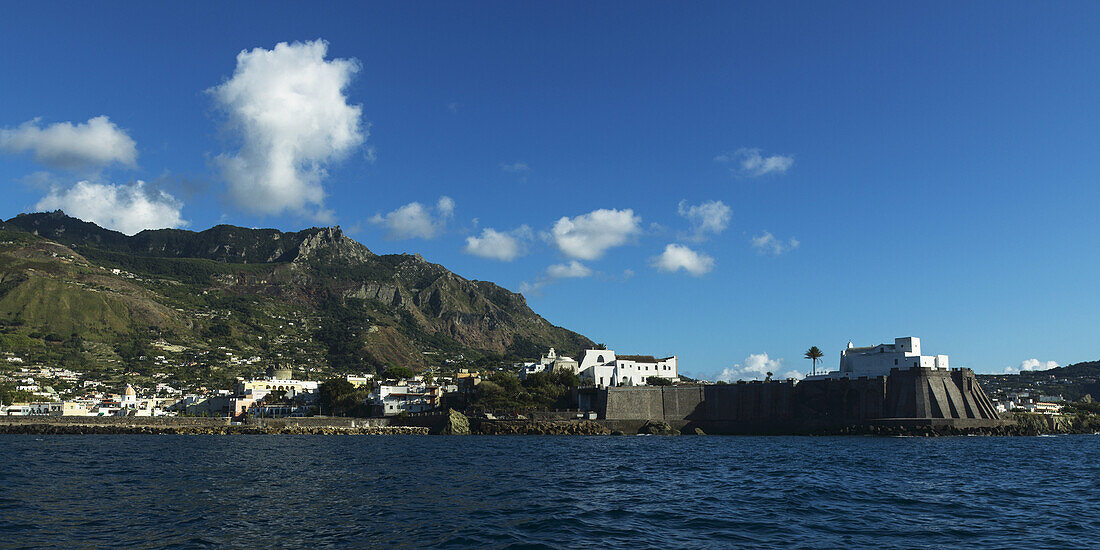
[0,213,593,388]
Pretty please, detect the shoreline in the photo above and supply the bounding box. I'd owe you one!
[0,423,429,435]
[0,414,1090,437]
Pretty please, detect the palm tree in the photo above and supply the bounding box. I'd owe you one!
[804,346,824,376]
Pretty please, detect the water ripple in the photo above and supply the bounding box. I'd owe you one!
[2,434,1099,548]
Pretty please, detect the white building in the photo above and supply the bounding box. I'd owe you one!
[1022,401,1063,413]
[19,402,86,416]
[517,348,579,379]
[2,404,31,416]
[371,383,441,416]
[119,384,138,408]
[809,337,949,380]
[576,349,678,388]
[346,374,375,387]
[235,370,319,401]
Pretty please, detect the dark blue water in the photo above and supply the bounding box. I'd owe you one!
[1,435,1098,549]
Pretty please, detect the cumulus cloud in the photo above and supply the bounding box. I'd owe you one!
[652,243,715,276]
[751,231,800,255]
[715,148,794,177]
[717,353,801,382]
[678,199,731,242]
[1004,359,1059,374]
[370,196,454,240]
[463,225,532,261]
[0,116,137,170]
[210,39,364,218]
[549,208,642,260]
[35,180,186,235]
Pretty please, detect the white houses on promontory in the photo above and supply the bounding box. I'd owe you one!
[519,347,679,388]
[808,337,949,380]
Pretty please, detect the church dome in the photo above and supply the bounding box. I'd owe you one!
[123,384,136,396]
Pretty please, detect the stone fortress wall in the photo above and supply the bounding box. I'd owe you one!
[591,366,1005,434]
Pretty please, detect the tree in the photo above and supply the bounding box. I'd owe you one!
[383,366,415,380]
[804,346,824,376]
[0,383,33,406]
[318,378,368,417]
[646,376,672,386]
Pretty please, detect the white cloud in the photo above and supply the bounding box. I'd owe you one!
[716,148,794,177]
[500,161,529,173]
[463,226,532,261]
[546,260,593,278]
[751,231,800,255]
[370,196,454,240]
[652,243,715,276]
[436,196,455,217]
[519,261,594,296]
[210,39,364,218]
[1004,359,1059,374]
[717,353,801,382]
[678,199,731,242]
[0,116,137,170]
[549,208,642,260]
[517,281,542,295]
[35,180,186,235]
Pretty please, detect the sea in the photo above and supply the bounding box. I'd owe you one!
[1,434,1097,549]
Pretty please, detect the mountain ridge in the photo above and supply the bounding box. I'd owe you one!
[0,211,593,385]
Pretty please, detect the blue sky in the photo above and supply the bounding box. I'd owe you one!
[2,2,1099,379]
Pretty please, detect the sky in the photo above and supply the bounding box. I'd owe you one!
[2,1,1099,380]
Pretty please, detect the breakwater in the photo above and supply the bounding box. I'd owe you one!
[0,422,428,435]
[476,419,609,435]
[0,416,431,435]
[1,412,1087,436]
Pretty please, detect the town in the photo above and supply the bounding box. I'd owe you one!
[0,345,681,419]
[4,336,1090,420]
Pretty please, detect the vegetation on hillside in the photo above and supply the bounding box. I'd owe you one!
[0,212,594,394]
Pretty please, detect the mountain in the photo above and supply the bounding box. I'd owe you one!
[0,211,592,385]
[977,361,1100,401]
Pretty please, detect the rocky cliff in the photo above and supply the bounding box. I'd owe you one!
[0,212,593,381]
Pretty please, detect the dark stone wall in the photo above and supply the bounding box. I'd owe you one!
[604,387,667,420]
[596,367,1002,433]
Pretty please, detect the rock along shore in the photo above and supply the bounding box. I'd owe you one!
[0,423,429,435]
[0,412,1089,437]
[476,420,610,435]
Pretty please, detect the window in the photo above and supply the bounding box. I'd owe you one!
[894,359,898,365]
